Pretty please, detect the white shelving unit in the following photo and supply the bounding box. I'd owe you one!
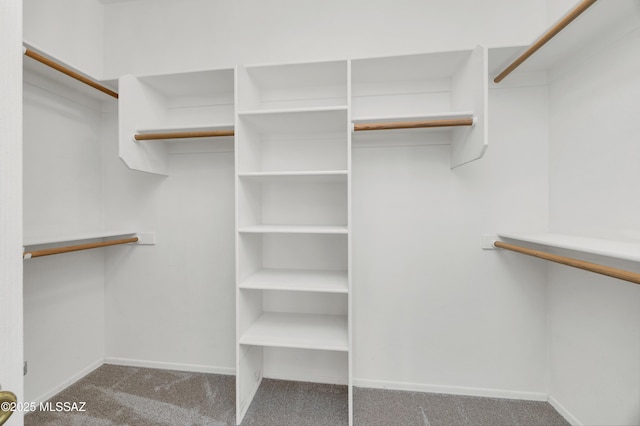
[113,47,490,424]
[351,45,488,168]
[235,60,351,424]
[119,68,235,175]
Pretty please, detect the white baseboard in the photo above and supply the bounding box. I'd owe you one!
[548,395,582,426]
[353,378,548,402]
[32,359,103,405]
[104,357,235,376]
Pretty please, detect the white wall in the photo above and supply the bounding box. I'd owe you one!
[22,67,107,403]
[352,84,549,396]
[102,114,236,373]
[547,25,640,425]
[23,0,104,77]
[0,1,24,425]
[103,0,548,78]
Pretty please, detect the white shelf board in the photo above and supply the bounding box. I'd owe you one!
[238,225,348,235]
[239,312,348,351]
[24,230,137,247]
[352,111,475,125]
[238,107,348,134]
[136,123,234,135]
[497,233,640,263]
[239,269,348,293]
[238,170,348,184]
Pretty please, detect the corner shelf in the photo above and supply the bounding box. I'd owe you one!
[497,232,640,263]
[351,46,488,168]
[119,68,234,175]
[24,230,139,247]
[239,312,349,352]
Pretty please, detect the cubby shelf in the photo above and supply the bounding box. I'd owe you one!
[238,225,348,235]
[239,312,349,352]
[238,171,348,183]
[239,269,348,293]
[238,106,348,133]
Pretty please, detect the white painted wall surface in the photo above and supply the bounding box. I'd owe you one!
[23,0,104,78]
[352,85,549,396]
[103,0,548,78]
[547,25,640,426]
[22,70,106,403]
[0,0,24,424]
[102,111,236,374]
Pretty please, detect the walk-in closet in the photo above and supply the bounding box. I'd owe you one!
[1,0,639,425]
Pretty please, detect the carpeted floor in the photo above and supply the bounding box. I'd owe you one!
[25,364,569,425]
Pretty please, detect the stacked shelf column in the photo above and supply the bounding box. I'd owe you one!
[235,60,352,424]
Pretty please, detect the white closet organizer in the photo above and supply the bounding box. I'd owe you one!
[235,60,351,424]
[118,68,235,175]
[351,45,488,168]
[115,47,488,424]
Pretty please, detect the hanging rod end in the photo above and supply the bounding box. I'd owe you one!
[482,234,499,250]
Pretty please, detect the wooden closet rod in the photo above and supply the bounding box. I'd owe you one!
[494,240,640,285]
[353,118,474,132]
[23,47,119,99]
[134,130,235,141]
[23,237,139,259]
[493,0,598,83]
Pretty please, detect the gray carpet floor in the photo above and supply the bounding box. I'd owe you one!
[25,364,569,425]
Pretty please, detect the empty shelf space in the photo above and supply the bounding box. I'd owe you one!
[239,269,348,293]
[238,107,348,134]
[238,170,348,183]
[238,225,348,235]
[497,232,640,263]
[239,312,348,351]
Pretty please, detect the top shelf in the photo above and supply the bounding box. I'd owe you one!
[497,232,640,263]
[491,0,640,82]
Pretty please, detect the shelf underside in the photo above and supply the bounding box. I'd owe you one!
[240,269,348,293]
[497,233,640,263]
[239,312,348,351]
[238,225,348,235]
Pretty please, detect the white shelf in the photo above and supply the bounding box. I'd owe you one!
[135,123,234,138]
[238,170,348,184]
[24,230,137,247]
[239,312,348,351]
[238,225,348,235]
[238,107,348,134]
[239,269,348,293]
[497,233,640,263]
[352,111,474,125]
